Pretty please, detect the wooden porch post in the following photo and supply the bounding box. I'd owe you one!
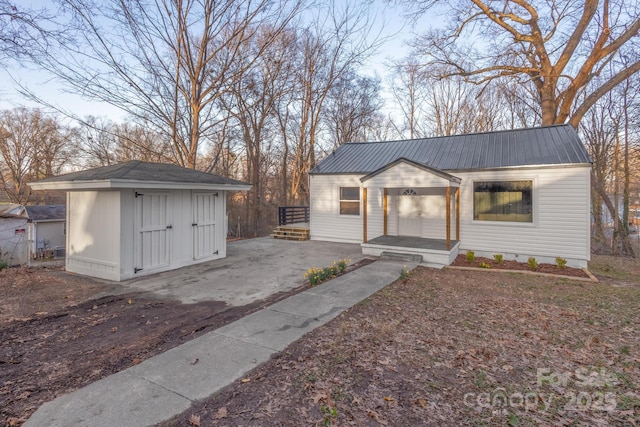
[383,188,388,235]
[446,186,451,250]
[455,186,460,241]
[363,187,367,243]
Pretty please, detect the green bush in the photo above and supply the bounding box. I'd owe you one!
[555,257,567,269]
[479,262,491,269]
[493,254,504,264]
[527,257,538,270]
[0,260,8,271]
[465,250,475,263]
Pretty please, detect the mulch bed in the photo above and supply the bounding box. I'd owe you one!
[450,254,591,278]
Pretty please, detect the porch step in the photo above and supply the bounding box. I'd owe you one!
[380,251,423,263]
[271,226,310,241]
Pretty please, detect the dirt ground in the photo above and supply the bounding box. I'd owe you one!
[1,260,380,427]
[2,256,639,427]
[158,255,640,427]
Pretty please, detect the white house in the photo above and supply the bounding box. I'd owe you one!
[310,124,592,268]
[30,161,251,281]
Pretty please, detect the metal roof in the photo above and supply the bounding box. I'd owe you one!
[311,125,591,175]
[25,205,66,221]
[30,160,251,190]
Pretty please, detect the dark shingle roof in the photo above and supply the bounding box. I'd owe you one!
[25,205,66,221]
[311,125,591,175]
[33,161,250,187]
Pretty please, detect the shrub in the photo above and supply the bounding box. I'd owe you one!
[399,265,410,280]
[479,262,491,269]
[304,259,350,286]
[527,257,538,270]
[493,254,504,264]
[465,250,475,263]
[555,257,567,269]
[335,259,350,273]
[0,260,7,271]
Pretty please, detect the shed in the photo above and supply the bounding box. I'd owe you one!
[30,161,251,281]
[310,124,592,268]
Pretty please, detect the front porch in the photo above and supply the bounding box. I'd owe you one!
[360,158,462,268]
[362,235,460,268]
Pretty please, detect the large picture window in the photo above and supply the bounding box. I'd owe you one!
[474,181,533,222]
[339,187,360,215]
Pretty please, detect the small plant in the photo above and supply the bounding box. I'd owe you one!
[334,258,350,273]
[527,257,538,270]
[465,250,475,263]
[478,262,491,269]
[493,254,504,264]
[304,259,349,286]
[0,260,8,271]
[399,265,410,280]
[320,404,338,426]
[555,257,567,269]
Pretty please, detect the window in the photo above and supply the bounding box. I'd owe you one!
[339,187,360,215]
[474,181,533,222]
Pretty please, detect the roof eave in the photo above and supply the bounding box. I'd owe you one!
[29,179,252,192]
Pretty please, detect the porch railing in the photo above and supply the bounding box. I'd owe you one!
[278,206,309,226]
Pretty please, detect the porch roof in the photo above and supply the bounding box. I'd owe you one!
[360,157,461,188]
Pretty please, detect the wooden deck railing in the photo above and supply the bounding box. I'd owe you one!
[278,206,309,226]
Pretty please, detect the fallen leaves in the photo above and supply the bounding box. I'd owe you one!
[188,414,200,426]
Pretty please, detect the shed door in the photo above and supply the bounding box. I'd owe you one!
[398,192,424,237]
[134,192,170,273]
[192,192,218,260]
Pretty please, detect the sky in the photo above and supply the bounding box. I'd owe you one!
[0,0,438,122]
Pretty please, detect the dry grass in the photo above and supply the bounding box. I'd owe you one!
[162,255,640,427]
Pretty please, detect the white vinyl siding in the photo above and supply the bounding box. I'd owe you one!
[67,188,227,282]
[457,166,590,267]
[310,175,363,243]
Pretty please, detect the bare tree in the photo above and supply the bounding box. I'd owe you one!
[388,58,430,138]
[23,0,299,168]
[282,2,383,204]
[403,0,640,127]
[0,107,75,204]
[0,1,62,61]
[325,71,384,146]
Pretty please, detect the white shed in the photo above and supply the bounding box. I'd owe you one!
[30,161,251,281]
[310,125,592,268]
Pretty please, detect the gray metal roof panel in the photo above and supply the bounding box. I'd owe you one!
[311,125,591,174]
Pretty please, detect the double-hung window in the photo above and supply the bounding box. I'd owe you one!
[339,187,360,215]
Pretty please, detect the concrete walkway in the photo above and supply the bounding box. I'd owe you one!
[25,260,414,427]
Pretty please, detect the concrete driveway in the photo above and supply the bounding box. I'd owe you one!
[122,237,364,305]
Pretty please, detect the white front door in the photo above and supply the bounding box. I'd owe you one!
[398,193,424,237]
[134,191,170,273]
[192,192,218,260]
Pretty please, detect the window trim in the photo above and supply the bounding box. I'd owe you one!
[338,186,361,217]
[471,179,536,226]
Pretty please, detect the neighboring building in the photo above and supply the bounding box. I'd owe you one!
[310,124,592,268]
[25,205,66,259]
[30,161,251,281]
[0,212,29,266]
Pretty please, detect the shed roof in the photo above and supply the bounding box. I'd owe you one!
[29,161,252,191]
[311,124,591,175]
[25,205,66,221]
